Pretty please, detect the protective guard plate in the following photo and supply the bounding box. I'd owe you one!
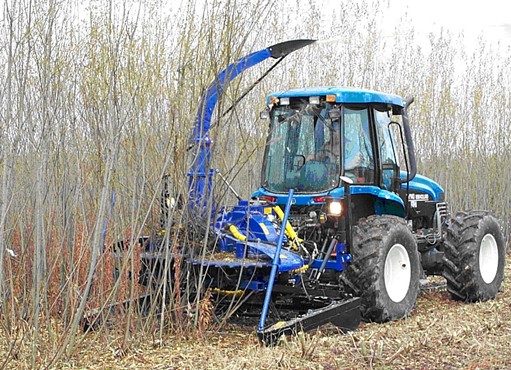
[257,297,361,345]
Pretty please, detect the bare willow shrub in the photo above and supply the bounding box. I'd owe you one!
[0,0,510,367]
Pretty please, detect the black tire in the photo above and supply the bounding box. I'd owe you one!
[340,215,421,322]
[443,211,506,302]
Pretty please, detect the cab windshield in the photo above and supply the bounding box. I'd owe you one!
[262,101,374,193]
[262,102,341,193]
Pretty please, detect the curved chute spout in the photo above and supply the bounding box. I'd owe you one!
[187,39,316,213]
[193,39,316,139]
[268,39,317,59]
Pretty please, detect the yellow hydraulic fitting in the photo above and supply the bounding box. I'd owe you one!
[228,224,247,241]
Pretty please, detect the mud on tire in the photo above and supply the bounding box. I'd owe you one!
[340,215,420,322]
[443,211,506,302]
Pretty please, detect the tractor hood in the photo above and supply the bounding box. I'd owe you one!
[401,172,445,202]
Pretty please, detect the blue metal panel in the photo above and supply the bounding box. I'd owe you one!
[194,49,272,139]
[253,185,405,209]
[266,87,405,107]
[245,240,303,272]
[215,200,280,243]
[213,197,303,271]
[401,172,444,201]
[307,242,352,271]
[188,48,273,213]
[200,235,303,272]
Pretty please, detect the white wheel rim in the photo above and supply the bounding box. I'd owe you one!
[384,244,411,303]
[479,234,499,284]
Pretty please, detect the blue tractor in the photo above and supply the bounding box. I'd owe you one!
[144,40,506,343]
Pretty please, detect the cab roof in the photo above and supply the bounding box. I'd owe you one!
[266,86,405,107]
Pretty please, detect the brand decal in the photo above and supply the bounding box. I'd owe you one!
[408,193,429,201]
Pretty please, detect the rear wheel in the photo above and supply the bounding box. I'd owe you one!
[443,211,506,301]
[340,215,420,322]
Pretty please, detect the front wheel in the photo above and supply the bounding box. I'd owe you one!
[443,211,506,301]
[340,215,421,322]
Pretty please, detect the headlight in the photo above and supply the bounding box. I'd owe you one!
[327,201,343,216]
[325,196,344,217]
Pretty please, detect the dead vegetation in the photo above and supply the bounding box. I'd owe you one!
[1,1,511,369]
[1,253,509,369]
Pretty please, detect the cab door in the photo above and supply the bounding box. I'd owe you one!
[342,107,375,184]
[374,108,400,192]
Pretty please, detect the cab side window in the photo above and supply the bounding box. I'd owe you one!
[374,109,398,190]
[343,108,374,183]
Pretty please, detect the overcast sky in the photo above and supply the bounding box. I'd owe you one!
[385,0,511,49]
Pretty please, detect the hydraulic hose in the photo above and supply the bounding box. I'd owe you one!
[273,205,302,249]
[228,224,247,242]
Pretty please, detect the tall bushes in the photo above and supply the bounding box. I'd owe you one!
[0,0,509,365]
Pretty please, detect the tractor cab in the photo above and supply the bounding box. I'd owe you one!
[254,87,409,223]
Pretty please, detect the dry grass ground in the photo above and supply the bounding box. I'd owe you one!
[2,252,510,370]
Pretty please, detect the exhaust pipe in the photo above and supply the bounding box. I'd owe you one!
[402,96,417,182]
